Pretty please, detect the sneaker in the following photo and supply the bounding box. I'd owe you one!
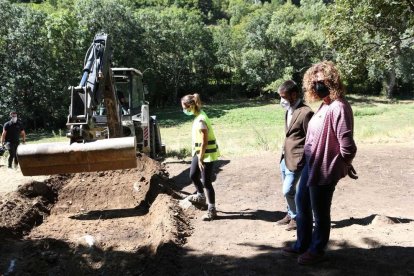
[281,246,303,258]
[297,251,325,265]
[285,219,297,231]
[201,207,217,221]
[276,214,291,225]
[187,194,207,206]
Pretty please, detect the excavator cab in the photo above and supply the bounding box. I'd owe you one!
[110,68,165,159]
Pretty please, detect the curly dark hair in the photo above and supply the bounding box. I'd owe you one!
[303,61,345,102]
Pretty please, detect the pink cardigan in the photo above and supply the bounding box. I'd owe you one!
[304,98,357,186]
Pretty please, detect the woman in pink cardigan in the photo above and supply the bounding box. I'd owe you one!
[282,61,357,265]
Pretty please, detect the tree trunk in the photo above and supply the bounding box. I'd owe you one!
[386,69,396,99]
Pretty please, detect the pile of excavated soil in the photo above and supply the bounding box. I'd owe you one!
[0,155,190,275]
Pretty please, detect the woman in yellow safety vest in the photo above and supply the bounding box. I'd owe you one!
[181,93,220,221]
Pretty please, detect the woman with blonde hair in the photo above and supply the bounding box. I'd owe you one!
[181,93,220,221]
[282,61,357,265]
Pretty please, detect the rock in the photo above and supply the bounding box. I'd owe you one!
[179,198,193,210]
[371,215,395,226]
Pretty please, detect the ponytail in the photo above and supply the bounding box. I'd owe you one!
[181,93,202,113]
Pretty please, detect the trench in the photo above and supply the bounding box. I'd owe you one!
[0,155,191,275]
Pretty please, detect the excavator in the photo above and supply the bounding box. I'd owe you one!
[17,33,165,176]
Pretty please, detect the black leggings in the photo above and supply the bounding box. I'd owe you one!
[189,155,215,204]
[7,142,19,168]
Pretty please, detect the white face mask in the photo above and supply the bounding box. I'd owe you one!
[280,98,290,110]
[11,117,17,123]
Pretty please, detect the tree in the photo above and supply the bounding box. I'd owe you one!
[136,7,215,104]
[0,0,17,121]
[249,0,326,93]
[239,3,275,94]
[0,5,56,129]
[73,0,143,68]
[44,7,84,128]
[324,0,414,97]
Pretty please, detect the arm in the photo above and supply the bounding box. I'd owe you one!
[302,109,314,135]
[333,102,357,165]
[21,130,26,143]
[198,128,208,171]
[1,130,6,145]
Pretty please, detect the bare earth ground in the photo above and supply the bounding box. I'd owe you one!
[0,142,413,275]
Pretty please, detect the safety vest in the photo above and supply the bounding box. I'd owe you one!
[192,110,219,162]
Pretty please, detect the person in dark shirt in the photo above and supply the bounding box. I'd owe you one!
[117,91,129,114]
[1,111,26,169]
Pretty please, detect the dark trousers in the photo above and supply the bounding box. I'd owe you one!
[189,155,215,204]
[7,142,19,168]
[294,162,337,254]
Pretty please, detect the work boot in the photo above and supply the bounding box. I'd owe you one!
[297,251,325,265]
[281,247,303,258]
[202,207,217,221]
[187,194,207,206]
[276,214,291,225]
[285,219,297,231]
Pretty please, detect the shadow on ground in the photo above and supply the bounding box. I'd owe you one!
[332,214,413,229]
[217,209,286,222]
[1,236,413,276]
[167,159,231,192]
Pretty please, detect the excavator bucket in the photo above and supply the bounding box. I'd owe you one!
[17,137,137,176]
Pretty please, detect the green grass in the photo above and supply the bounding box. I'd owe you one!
[25,129,67,144]
[26,96,414,158]
[157,99,286,158]
[158,96,414,158]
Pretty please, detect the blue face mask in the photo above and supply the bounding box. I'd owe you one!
[183,109,193,116]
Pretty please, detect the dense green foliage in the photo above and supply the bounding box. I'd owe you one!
[0,0,413,130]
[325,0,414,98]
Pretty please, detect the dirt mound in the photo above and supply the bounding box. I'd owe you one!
[51,154,164,215]
[0,155,190,275]
[0,175,69,239]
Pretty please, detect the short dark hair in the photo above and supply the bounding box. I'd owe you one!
[278,80,300,96]
[10,111,17,117]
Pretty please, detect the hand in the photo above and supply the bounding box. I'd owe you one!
[198,156,205,171]
[348,164,358,180]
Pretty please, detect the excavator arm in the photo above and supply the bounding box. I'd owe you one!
[67,33,122,143]
[17,33,137,176]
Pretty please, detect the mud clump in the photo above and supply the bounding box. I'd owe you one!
[0,155,190,275]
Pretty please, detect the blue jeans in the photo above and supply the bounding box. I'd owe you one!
[294,162,337,254]
[280,158,301,219]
